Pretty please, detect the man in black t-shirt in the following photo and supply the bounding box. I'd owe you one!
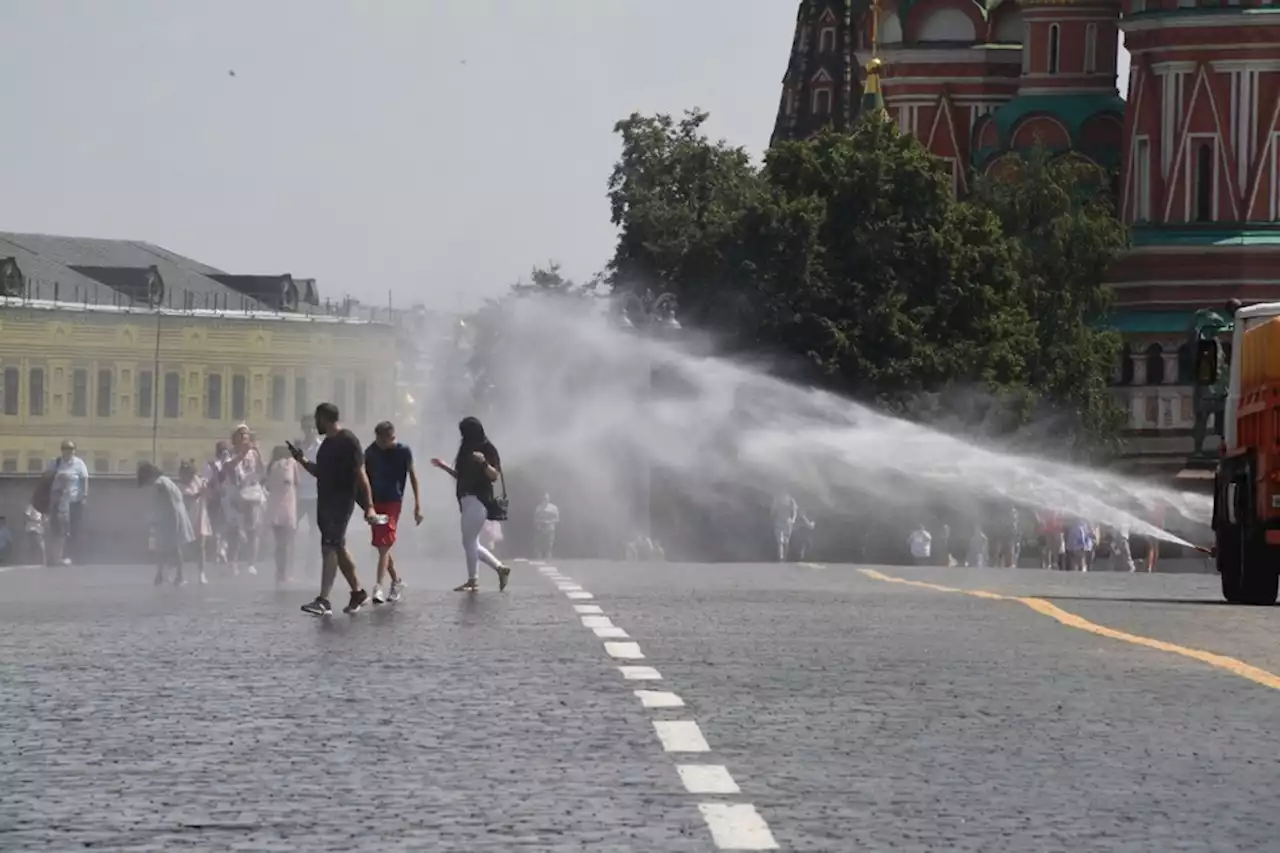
[292,402,377,615]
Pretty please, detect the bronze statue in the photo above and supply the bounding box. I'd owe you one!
[1188,299,1240,457]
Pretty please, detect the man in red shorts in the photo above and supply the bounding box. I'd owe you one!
[364,421,422,604]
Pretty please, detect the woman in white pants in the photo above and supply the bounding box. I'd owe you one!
[431,417,511,592]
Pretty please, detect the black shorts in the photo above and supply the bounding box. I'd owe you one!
[316,498,355,550]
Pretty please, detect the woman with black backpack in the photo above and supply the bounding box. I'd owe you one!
[431,417,512,592]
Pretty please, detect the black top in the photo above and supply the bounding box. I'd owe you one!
[365,442,413,504]
[455,441,501,503]
[316,428,363,504]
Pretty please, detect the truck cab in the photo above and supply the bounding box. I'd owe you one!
[1215,301,1280,604]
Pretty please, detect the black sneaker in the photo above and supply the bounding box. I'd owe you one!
[344,589,369,614]
[302,597,332,616]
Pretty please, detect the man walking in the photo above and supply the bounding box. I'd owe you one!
[293,403,377,616]
[364,421,422,604]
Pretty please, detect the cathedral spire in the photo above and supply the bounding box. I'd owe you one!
[859,0,887,118]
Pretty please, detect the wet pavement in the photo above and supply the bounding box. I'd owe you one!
[3,559,1278,851]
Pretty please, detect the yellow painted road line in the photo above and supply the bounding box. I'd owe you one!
[858,568,1280,692]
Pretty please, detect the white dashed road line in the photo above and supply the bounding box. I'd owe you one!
[540,565,780,851]
[634,689,685,708]
[653,720,711,753]
[604,641,644,659]
[699,803,779,850]
[678,764,740,794]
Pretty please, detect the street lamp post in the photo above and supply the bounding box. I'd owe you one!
[611,291,681,548]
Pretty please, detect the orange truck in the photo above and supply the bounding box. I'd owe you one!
[1216,304,1280,604]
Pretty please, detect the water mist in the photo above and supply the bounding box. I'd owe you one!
[441,297,1211,561]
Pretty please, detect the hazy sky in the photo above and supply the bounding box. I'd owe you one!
[0,1,1130,311]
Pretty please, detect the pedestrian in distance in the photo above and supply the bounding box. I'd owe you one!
[430,416,512,593]
[138,462,197,587]
[908,521,932,566]
[534,493,559,561]
[364,421,423,604]
[293,403,377,616]
[265,445,300,585]
[177,460,211,585]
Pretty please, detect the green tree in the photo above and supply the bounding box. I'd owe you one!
[972,148,1129,453]
[607,110,764,327]
[602,110,1128,453]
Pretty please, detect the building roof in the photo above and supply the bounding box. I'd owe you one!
[0,231,268,310]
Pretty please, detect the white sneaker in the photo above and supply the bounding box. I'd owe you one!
[372,586,387,605]
[388,579,404,602]
[61,557,72,566]
[246,565,258,576]
[199,572,209,585]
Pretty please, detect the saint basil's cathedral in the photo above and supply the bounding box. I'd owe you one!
[772,0,1280,468]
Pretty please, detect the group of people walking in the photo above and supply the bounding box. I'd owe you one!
[139,404,514,614]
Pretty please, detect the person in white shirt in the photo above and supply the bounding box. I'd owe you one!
[908,523,932,565]
[1109,517,1135,572]
[48,440,89,565]
[771,493,798,562]
[534,493,560,560]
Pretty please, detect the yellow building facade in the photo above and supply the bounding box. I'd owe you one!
[0,299,396,476]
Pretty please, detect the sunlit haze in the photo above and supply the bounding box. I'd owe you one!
[0,1,1131,311]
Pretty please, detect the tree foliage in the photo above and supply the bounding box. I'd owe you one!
[605,109,1128,453]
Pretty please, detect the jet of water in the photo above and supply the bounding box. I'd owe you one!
[460,297,1211,553]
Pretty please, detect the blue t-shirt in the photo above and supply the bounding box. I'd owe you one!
[364,442,413,504]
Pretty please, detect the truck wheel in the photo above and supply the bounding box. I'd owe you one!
[1221,564,1244,603]
[1237,536,1279,606]
[1240,567,1279,606]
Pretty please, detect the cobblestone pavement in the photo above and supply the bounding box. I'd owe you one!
[4,559,1280,851]
[564,561,1280,853]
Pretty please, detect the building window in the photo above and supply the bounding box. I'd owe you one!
[1022,23,1031,73]
[206,373,223,420]
[1,366,17,416]
[1048,24,1060,74]
[819,26,836,53]
[27,456,44,474]
[1177,343,1194,383]
[1,457,16,473]
[1132,0,1145,12]
[1084,24,1097,73]
[1145,344,1165,385]
[1195,141,1215,222]
[1134,136,1151,221]
[1119,345,1135,385]
[163,371,180,418]
[271,375,287,421]
[231,374,247,422]
[355,378,369,423]
[28,367,44,416]
[137,370,153,418]
[71,368,88,417]
[96,368,112,417]
[813,88,832,116]
[93,456,110,475]
[295,376,309,420]
[333,377,347,416]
